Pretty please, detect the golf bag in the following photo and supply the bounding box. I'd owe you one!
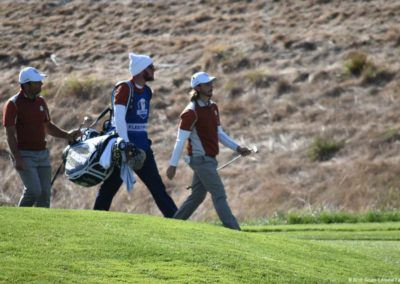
[62,128,146,187]
[54,81,144,188]
[63,129,116,187]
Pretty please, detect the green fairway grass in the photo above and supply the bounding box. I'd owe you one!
[0,208,399,283]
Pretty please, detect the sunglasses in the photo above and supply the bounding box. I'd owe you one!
[147,64,155,71]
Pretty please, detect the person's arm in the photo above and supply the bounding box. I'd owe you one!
[218,126,251,156]
[215,104,249,155]
[5,126,25,170]
[166,109,196,180]
[218,126,239,151]
[113,83,130,142]
[3,101,25,170]
[166,129,191,180]
[45,121,80,143]
[42,98,80,143]
[114,104,129,142]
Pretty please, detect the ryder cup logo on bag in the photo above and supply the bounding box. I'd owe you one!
[136,98,148,119]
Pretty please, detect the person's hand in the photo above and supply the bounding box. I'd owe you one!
[166,166,176,180]
[67,129,82,143]
[236,146,252,156]
[13,156,26,171]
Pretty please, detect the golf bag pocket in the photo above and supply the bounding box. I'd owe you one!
[112,141,146,171]
[64,133,116,187]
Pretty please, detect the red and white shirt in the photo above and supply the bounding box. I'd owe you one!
[2,91,50,151]
[169,99,238,167]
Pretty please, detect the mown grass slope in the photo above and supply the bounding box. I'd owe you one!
[1,207,399,283]
[1,0,400,220]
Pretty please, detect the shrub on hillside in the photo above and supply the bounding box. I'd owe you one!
[308,136,345,162]
[39,81,56,97]
[202,44,234,71]
[244,69,277,88]
[344,51,394,85]
[344,51,368,76]
[223,79,244,98]
[59,76,106,99]
[379,128,400,144]
[202,44,251,73]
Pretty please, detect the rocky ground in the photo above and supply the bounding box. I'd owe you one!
[1,0,400,221]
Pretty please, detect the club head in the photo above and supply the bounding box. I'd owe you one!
[50,54,59,66]
[79,116,90,129]
[251,145,258,153]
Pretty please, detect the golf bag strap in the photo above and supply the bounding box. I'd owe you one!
[92,107,112,128]
[111,80,134,120]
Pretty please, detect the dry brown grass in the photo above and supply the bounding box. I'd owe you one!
[1,0,400,221]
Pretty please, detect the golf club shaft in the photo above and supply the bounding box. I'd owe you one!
[88,107,112,128]
[216,154,242,171]
[51,159,64,186]
[186,154,242,190]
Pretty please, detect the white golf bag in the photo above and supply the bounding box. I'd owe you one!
[63,128,146,187]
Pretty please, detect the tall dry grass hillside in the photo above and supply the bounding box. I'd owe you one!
[1,0,400,221]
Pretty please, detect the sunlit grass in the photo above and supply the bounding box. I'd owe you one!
[1,208,399,283]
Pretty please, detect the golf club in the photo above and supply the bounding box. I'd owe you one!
[186,145,258,190]
[79,116,89,131]
[87,107,112,129]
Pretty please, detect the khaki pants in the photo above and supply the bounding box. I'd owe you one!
[17,150,52,208]
[174,155,240,230]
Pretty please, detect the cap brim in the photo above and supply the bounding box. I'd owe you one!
[198,77,217,85]
[30,73,47,82]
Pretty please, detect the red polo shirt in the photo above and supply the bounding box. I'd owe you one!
[2,91,50,150]
[180,101,221,157]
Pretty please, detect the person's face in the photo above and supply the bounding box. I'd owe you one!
[22,81,43,97]
[195,81,213,98]
[143,64,155,81]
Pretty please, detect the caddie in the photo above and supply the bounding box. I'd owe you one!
[93,52,178,217]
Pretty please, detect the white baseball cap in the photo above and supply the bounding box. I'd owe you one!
[191,72,216,88]
[129,52,153,76]
[19,67,47,84]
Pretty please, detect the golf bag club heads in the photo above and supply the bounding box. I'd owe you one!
[112,140,146,171]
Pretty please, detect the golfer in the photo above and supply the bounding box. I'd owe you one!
[166,72,251,230]
[2,67,81,207]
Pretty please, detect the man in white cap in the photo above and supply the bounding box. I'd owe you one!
[2,67,81,207]
[166,71,251,230]
[93,53,178,217]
